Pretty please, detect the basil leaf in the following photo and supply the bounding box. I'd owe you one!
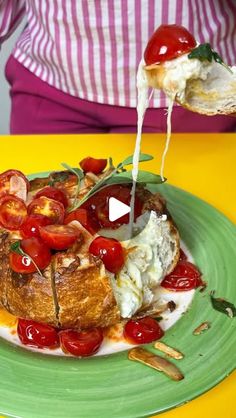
[105,170,166,185]
[10,241,24,256]
[118,153,154,169]
[188,43,233,74]
[210,292,236,317]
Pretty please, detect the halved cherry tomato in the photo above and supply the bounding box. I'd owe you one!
[89,236,124,273]
[64,208,99,234]
[0,195,27,230]
[124,317,164,344]
[35,186,68,208]
[161,261,202,291]
[144,24,196,65]
[79,157,107,174]
[10,237,51,274]
[17,318,59,348]
[21,214,52,238]
[0,169,29,199]
[39,224,79,250]
[82,184,142,229]
[59,328,103,357]
[28,196,65,224]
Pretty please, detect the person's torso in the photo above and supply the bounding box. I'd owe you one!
[13,0,236,107]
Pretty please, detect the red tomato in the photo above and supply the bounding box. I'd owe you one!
[39,224,78,250]
[35,186,68,208]
[82,185,142,229]
[79,157,107,174]
[28,196,65,224]
[17,318,59,348]
[10,237,51,274]
[0,195,27,230]
[124,317,164,344]
[64,208,99,234]
[161,261,202,291]
[21,214,52,238]
[144,24,196,65]
[0,169,29,199]
[89,236,124,273]
[59,328,103,357]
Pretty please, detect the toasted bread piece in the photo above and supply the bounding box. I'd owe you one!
[0,187,180,329]
[53,254,120,329]
[0,233,57,326]
[145,59,236,115]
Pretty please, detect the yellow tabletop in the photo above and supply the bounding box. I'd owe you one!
[0,132,235,418]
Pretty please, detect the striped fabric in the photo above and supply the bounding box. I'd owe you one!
[0,0,236,108]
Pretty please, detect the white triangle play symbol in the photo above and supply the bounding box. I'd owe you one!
[108,197,131,222]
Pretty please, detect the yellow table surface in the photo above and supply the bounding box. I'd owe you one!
[0,132,235,418]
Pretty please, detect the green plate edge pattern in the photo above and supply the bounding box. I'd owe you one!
[0,176,235,418]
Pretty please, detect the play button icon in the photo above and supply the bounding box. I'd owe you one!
[108,197,131,222]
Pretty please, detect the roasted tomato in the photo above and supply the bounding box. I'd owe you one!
[21,214,52,238]
[28,196,65,224]
[89,236,124,273]
[39,224,79,250]
[161,261,202,291]
[17,319,59,348]
[79,157,107,174]
[144,24,196,65]
[59,328,103,357]
[124,317,164,344]
[0,195,27,230]
[10,237,51,274]
[0,169,29,200]
[35,186,68,208]
[64,208,99,234]
[82,184,142,229]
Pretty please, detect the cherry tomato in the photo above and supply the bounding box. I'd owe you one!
[144,24,196,65]
[0,195,27,230]
[124,317,164,344]
[0,169,29,199]
[89,236,124,273]
[82,184,142,229]
[179,248,187,261]
[161,261,202,291]
[39,224,79,250]
[79,157,107,174]
[28,196,65,224]
[21,214,52,238]
[59,328,103,357]
[17,318,59,348]
[10,237,51,274]
[35,186,68,208]
[64,208,99,234]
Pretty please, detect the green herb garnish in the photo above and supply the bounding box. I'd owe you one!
[61,163,84,209]
[188,43,233,74]
[66,153,165,211]
[10,241,43,277]
[210,291,236,318]
[49,171,70,187]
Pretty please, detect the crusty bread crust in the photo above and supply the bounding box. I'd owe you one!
[145,62,236,116]
[0,188,180,329]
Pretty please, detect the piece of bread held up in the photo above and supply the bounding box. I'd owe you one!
[143,24,236,116]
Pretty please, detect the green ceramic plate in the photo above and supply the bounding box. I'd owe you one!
[0,180,235,418]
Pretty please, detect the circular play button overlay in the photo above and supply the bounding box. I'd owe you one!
[81,182,151,241]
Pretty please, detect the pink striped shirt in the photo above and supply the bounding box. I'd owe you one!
[0,0,236,108]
